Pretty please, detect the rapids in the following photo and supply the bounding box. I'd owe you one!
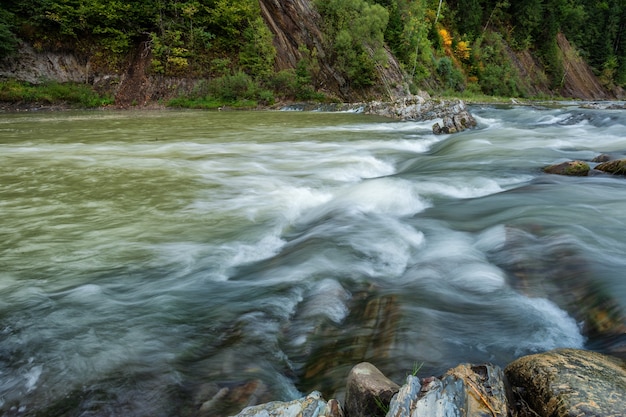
[1,104,625,416]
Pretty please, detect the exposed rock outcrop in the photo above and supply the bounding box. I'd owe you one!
[0,41,89,84]
[258,0,409,101]
[432,110,477,134]
[362,94,477,133]
[543,160,590,176]
[505,348,626,417]
[595,159,626,176]
[506,32,621,100]
[344,362,399,417]
[555,33,615,101]
[385,363,509,417]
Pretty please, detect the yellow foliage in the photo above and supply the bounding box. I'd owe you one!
[455,41,471,61]
[167,56,189,73]
[439,29,452,47]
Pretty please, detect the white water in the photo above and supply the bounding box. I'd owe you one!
[1,105,626,416]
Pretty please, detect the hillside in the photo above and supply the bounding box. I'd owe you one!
[0,0,624,106]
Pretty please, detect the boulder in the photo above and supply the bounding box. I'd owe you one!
[592,154,614,163]
[595,158,626,176]
[363,95,477,134]
[543,160,590,176]
[232,391,343,417]
[386,364,509,417]
[505,348,626,417]
[433,110,477,134]
[344,362,399,417]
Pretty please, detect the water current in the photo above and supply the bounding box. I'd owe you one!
[1,104,626,416]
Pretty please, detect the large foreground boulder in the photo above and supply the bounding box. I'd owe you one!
[386,363,509,417]
[344,362,400,417]
[505,348,626,417]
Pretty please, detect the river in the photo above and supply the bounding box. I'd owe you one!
[1,104,625,416]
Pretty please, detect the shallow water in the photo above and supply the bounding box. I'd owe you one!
[1,105,626,415]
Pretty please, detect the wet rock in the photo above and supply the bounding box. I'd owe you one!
[433,110,477,134]
[363,95,477,133]
[386,375,421,417]
[505,348,626,417]
[232,391,343,417]
[344,362,399,417]
[385,364,508,417]
[543,160,590,176]
[595,158,626,176]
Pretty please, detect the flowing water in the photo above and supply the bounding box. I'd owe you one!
[1,104,626,416]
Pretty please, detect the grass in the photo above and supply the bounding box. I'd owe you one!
[166,96,259,110]
[0,80,113,107]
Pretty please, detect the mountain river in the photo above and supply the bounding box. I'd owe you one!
[1,104,626,416]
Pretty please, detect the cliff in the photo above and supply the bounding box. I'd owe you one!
[258,0,409,101]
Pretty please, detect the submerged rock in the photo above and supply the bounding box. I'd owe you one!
[505,348,626,417]
[286,287,401,398]
[494,226,626,357]
[232,391,343,417]
[592,154,614,163]
[543,160,590,176]
[344,362,399,417]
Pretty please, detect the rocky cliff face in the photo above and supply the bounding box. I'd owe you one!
[507,33,623,100]
[258,0,409,101]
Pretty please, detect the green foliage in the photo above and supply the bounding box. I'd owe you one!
[0,80,113,107]
[315,0,389,89]
[207,72,258,102]
[509,0,543,49]
[454,0,482,38]
[436,56,465,91]
[168,72,275,108]
[471,32,523,97]
[0,9,18,58]
[238,17,277,78]
[149,30,190,75]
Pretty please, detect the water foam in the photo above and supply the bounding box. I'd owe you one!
[334,177,430,216]
[512,297,585,355]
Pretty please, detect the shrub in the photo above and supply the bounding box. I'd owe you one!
[207,72,257,102]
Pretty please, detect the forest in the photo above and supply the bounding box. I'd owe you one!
[0,0,624,103]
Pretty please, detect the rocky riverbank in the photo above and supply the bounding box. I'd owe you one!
[233,348,626,417]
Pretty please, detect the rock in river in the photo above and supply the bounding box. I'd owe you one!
[543,160,590,176]
[595,158,626,176]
